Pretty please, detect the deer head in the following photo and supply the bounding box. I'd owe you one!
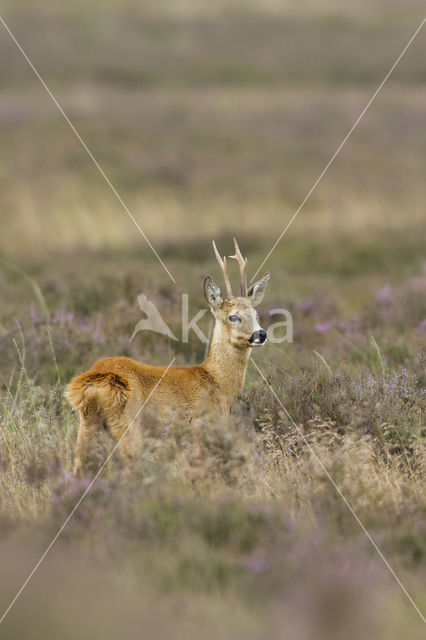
[204,238,270,349]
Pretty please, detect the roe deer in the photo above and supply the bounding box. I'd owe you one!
[66,239,270,475]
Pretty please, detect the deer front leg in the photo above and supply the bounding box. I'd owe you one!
[118,428,142,465]
[108,416,143,468]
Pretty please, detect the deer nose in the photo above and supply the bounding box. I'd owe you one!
[249,330,267,345]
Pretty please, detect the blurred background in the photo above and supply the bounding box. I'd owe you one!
[1,0,425,258]
[0,1,425,639]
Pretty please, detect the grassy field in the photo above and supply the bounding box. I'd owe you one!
[0,1,425,638]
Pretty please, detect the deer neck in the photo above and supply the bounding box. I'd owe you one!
[203,323,251,408]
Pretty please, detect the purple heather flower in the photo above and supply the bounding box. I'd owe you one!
[336,316,360,332]
[376,284,391,303]
[415,319,426,333]
[29,306,45,327]
[53,309,75,326]
[240,552,268,574]
[302,299,316,314]
[316,323,331,333]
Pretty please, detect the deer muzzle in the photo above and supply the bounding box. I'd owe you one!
[249,329,267,346]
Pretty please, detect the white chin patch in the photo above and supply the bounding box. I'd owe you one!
[252,339,265,346]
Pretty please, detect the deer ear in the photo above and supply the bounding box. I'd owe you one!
[248,272,270,307]
[204,276,223,309]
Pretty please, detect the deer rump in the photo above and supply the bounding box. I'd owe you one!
[66,371,131,420]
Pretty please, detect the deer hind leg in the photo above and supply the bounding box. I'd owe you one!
[73,410,103,477]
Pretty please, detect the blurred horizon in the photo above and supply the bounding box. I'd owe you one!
[0,4,425,639]
[0,0,425,265]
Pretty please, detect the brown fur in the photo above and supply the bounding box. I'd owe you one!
[66,241,270,476]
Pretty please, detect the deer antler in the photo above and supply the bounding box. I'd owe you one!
[212,240,234,299]
[229,237,247,296]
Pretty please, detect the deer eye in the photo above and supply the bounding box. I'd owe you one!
[229,315,240,323]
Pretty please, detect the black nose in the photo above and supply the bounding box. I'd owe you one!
[249,330,267,345]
